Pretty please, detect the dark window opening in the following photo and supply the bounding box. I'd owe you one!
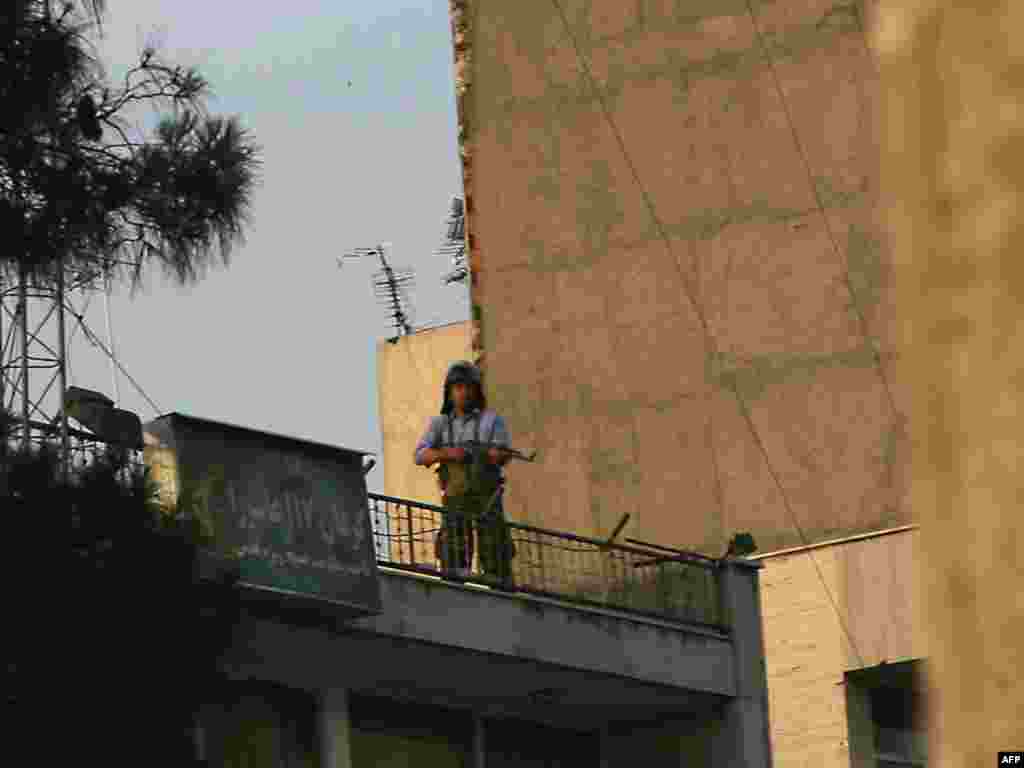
[484,716,600,768]
[846,660,929,768]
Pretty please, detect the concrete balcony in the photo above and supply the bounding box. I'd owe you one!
[136,414,774,765]
[224,541,772,767]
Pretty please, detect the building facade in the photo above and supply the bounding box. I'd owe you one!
[454,0,904,555]
[439,0,927,765]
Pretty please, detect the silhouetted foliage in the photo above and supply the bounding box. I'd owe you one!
[3,407,241,766]
[1,0,261,290]
[2,5,255,761]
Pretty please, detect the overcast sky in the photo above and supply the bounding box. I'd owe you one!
[51,0,468,490]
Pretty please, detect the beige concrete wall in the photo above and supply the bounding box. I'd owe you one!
[838,526,925,668]
[376,322,472,504]
[759,542,849,767]
[755,526,923,767]
[877,1,1024,764]
[454,0,908,554]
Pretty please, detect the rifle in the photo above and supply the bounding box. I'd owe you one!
[433,442,537,504]
[459,441,538,463]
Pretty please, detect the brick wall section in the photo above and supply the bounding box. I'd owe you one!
[755,526,923,767]
[759,546,850,767]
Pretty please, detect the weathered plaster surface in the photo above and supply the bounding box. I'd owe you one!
[450,0,905,554]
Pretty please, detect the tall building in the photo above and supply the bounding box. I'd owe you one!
[445,0,927,765]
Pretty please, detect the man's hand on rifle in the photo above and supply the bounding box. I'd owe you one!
[442,447,466,463]
[425,444,535,467]
[463,441,538,464]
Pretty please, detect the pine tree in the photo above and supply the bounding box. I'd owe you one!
[1,0,261,290]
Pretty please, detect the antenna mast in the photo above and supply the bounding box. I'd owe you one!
[338,243,417,342]
[438,196,468,286]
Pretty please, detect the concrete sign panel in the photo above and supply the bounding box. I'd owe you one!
[144,413,381,616]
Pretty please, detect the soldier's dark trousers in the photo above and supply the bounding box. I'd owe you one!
[442,492,515,585]
[477,515,514,585]
[440,506,474,571]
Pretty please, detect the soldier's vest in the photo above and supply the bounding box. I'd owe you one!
[437,412,501,501]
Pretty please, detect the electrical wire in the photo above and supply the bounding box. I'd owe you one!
[740,0,901,667]
[65,303,162,417]
[742,0,898,421]
[64,292,95,387]
[101,272,121,406]
[549,0,868,666]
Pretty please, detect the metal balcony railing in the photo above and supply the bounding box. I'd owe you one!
[2,417,144,481]
[368,493,727,631]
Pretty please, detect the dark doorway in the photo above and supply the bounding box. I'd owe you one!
[484,716,600,768]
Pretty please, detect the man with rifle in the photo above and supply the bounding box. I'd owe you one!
[414,361,533,589]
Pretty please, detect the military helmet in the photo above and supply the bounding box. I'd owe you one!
[441,360,482,414]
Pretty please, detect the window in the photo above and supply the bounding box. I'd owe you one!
[871,685,928,767]
[846,661,929,768]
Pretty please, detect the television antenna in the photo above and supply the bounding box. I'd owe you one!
[437,196,468,286]
[337,243,417,343]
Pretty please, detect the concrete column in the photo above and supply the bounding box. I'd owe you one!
[319,688,353,768]
[709,559,773,768]
[598,728,611,768]
[473,713,486,768]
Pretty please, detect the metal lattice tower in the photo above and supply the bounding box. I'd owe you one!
[0,261,140,474]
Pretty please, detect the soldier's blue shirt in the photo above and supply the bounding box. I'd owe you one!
[414,408,510,468]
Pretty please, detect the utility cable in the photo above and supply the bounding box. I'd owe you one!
[64,292,95,388]
[742,0,898,421]
[66,304,162,417]
[550,0,866,666]
[742,0,906,667]
[101,272,121,407]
